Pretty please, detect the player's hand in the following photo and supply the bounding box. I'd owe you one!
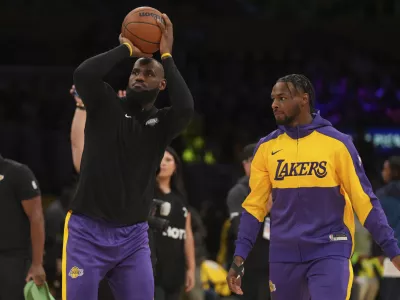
[185,269,195,292]
[226,257,244,295]
[70,85,83,106]
[26,263,46,286]
[119,34,152,58]
[118,90,126,98]
[392,255,400,271]
[227,268,243,295]
[157,14,173,55]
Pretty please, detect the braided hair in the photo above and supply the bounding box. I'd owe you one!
[277,74,316,111]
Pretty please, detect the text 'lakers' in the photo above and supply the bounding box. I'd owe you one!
[274,159,328,181]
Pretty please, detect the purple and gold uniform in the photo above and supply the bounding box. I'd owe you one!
[235,113,400,300]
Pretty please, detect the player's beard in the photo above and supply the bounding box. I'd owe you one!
[275,104,301,126]
[125,87,160,109]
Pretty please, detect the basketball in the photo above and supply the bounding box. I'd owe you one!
[121,7,163,54]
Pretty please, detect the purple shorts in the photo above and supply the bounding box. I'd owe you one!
[62,211,154,300]
[269,256,353,300]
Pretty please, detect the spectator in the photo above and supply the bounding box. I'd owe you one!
[378,156,400,300]
[226,144,271,300]
[154,147,196,300]
[0,154,46,299]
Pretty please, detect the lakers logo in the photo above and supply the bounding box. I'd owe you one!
[68,266,84,279]
[269,280,276,292]
[274,159,328,181]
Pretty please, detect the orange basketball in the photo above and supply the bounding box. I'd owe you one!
[121,7,163,54]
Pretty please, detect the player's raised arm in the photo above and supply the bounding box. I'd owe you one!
[73,36,152,112]
[336,136,400,260]
[70,85,86,173]
[157,14,194,139]
[227,139,272,295]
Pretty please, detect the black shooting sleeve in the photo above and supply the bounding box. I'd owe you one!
[162,57,194,139]
[73,45,131,113]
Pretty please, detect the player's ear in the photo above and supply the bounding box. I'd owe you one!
[159,79,167,91]
[302,93,309,108]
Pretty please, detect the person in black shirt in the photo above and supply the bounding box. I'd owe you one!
[226,144,271,300]
[63,14,194,300]
[0,155,46,300]
[154,147,196,300]
[69,88,156,300]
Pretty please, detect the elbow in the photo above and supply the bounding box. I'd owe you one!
[73,67,86,88]
[73,63,94,87]
[73,158,81,174]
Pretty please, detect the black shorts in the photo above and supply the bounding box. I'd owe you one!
[0,253,30,300]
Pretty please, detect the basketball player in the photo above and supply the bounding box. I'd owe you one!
[62,14,194,300]
[226,74,400,300]
[69,87,157,300]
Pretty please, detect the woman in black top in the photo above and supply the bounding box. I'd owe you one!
[154,147,196,300]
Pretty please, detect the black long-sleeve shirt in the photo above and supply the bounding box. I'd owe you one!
[69,45,194,225]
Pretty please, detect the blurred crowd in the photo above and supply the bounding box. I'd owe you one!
[1,1,400,299]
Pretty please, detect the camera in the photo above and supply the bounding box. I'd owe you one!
[148,199,171,231]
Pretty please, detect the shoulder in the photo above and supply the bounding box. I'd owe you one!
[377,182,400,199]
[2,160,39,193]
[254,129,285,154]
[258,129,285,145]
[316,126,351,144]
[315,126,355,153]
[376,186,387,199]
[4,158,23,169]
[4,159,33,176]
